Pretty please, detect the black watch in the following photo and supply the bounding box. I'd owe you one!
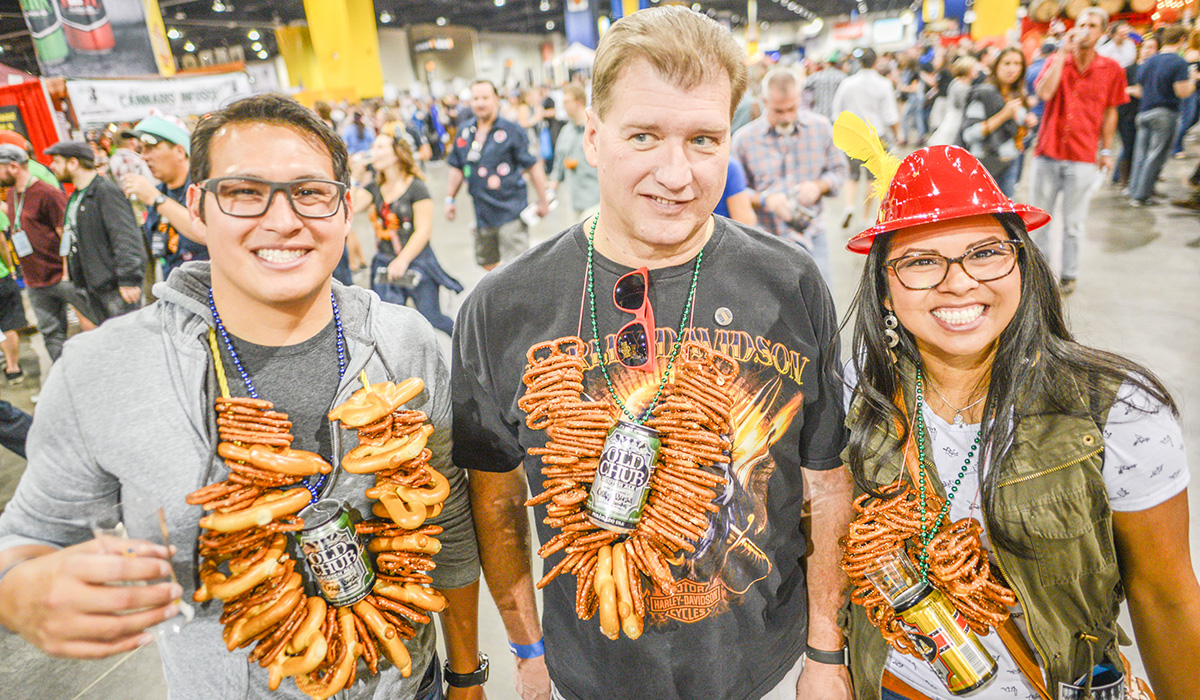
[444,652,489,688]
[805,643,847,665]
[152,193,167,210]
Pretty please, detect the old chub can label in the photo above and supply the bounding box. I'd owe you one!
[296,500,375,606]
[893,585,998,695]
[586,420,661,532]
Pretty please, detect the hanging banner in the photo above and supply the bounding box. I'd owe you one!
[21,0,173,78]
[66,72,252,125]
[565,0,598,49]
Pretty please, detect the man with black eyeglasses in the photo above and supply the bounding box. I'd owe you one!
[121,115,208,281]
[453,8,852,700]
[0,95,484,700]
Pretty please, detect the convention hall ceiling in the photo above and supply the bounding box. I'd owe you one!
[0,0,915,77]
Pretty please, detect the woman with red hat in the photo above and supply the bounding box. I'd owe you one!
[839,145,1199,700]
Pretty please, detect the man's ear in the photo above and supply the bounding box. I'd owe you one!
[582,108,600,168]
[186,183,208,244]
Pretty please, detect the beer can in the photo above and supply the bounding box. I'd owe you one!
[295,500,375,607]
[893,584,998,695]
[586,420,660,532]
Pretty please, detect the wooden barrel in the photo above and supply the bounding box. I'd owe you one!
[1064,0,1092,19]
[1097,0,1126,14]
[1129,0,1156,13]
[1030,0,1062,22]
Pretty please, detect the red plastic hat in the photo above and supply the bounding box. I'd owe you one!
[846,145,1050,254]
[0,131,29,150]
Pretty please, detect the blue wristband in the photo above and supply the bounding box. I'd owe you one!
[508,638,545,659]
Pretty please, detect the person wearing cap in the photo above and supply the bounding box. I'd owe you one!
[1029,7,1127,295]
[837,144,1199,700]
[0,143,73,363]
[0,131,59,189]
[46,140,146,326]
[120,115,208,280]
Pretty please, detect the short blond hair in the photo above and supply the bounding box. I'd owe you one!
[591,6,749,121]
[564,83,587,105]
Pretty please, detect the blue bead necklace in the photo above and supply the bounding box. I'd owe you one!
[208,288,347,500]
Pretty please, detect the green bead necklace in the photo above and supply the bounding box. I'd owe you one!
[915,368,982,578]
[586,214,703,424]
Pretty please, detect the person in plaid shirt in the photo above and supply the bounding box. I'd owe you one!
[733,68,848,286]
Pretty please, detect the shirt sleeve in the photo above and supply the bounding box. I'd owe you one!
[797,265,848,471]
[512,127,539,171]
[446,135,465,170]
[1108,62,1130,108]
[725,159,747,196]
[451,285,525,473]
[408,178,432,204]
[1102,381,1190,512]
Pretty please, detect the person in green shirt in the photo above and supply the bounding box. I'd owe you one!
[0,208,29,383]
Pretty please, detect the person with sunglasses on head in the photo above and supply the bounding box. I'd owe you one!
[121,114,209,281]
[838,144,1200,700]
[453,8,853,700]
[0,95,485,700]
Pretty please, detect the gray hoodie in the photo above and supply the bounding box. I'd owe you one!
[0,262,480,699]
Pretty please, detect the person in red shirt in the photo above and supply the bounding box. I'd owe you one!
[1029,6,1128,296]
[0,144,73,362]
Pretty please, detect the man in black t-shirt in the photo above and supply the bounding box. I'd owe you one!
[452,8,853,700]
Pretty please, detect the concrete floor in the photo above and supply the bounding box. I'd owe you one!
[0,152,1197,699]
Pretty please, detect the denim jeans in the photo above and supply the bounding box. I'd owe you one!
[414,652,445,700]
[0,400,31,458]
[995,159,1020,199]
[1029,156,1098,281]
[1171,92,1199,155]
[27,280,85,362]
[370,254,455,336]
[881,687,910,700]
[1129,107,1178,202]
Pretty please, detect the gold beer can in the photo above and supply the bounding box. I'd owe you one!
[893,584,997,695]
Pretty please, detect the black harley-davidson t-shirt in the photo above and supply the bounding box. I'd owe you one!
[451,217,847,700]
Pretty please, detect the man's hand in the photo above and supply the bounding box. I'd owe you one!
[795,660,853,700]
[118,286,141,304]
[0,538,180,659]
[535,200,550,218]
[514,655,551,700]
[445,201,458,221]
[120,175,159,207]
[1098,152,1114,172]
[763,192,792,219]
[795,181,823,208]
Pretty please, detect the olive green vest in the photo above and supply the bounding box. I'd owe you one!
[843,363,1124,700]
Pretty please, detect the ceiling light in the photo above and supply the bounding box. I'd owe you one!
[252,42,263,51]
[494,0,506,6]
[540,0,550,10]
[436,16,447,26]
[184,41,196,52]
[691,2,700,9]
[380,11,392,23]
[257,50,269,59]
[212,1,226,11]
[167,28,181,40]
[546,20,556,29]
[247,30,260,40]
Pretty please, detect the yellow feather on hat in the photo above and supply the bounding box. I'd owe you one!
[832,111,901,203]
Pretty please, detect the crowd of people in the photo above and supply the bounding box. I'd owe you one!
[0,5,1193,700]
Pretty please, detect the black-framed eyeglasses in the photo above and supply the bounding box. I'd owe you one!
[200,176,347,219]
[886,240,1022,290]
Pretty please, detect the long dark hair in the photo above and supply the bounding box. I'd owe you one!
[843,214,1177,549]
[989,47,1027,99]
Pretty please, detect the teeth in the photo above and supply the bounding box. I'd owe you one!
[932,305,984,325]
[256,249,305,263]
[650,196,676,205]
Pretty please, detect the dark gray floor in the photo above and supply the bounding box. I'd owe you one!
[0,152,1197,699]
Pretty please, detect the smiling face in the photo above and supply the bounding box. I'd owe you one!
[886,215,1021,368]
[188,122,350,318]
[583,59,730,262]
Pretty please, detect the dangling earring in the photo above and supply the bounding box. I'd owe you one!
[884,312,900,348]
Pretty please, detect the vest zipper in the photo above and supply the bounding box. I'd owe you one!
[986,444,1104,689]
[995,446,1102,488]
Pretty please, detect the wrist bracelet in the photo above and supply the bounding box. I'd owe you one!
[0,554,38,589]
[444,196,455,205]
[508,637,545,659]
[1099,148,1113,157]
[805,643,847,665]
